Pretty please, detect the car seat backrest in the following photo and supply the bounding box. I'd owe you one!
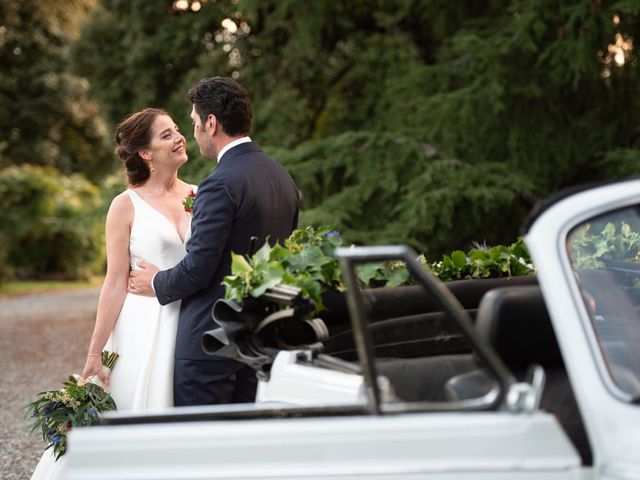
[447,285,592,465]
[474,285,562,368]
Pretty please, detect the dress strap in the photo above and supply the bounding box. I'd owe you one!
[125,189,143,211]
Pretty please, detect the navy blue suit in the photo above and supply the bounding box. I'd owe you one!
[153,142,299,406]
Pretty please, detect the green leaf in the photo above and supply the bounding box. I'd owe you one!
[450,250,468,269]
[230,253,253,274]
[269,243,292,262]
[250,264,284,297]
[254,241,272,263]
[384,267,411,287]
[357,262,383,285]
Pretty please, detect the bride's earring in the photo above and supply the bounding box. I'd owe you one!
[149,162,155,173]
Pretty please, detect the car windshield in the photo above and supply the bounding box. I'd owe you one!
[567,204,640,401]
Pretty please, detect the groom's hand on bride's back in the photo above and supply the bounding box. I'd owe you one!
[129,261,160,297]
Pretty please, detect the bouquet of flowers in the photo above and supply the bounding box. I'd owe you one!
[25,351,119,460]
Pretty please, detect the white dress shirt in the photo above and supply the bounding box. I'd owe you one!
[217,136,251,163]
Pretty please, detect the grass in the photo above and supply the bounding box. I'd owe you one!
[0,276,104,297]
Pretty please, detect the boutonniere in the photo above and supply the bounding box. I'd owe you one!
[183,189,196,214]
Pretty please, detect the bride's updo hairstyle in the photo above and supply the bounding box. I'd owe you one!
[115,107,168,186]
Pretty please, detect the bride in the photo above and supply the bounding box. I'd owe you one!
[31,107,194,479]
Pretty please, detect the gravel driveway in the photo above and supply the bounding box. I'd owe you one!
[0,288,100,480]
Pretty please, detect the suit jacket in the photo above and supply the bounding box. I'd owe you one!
[154,142,299,360]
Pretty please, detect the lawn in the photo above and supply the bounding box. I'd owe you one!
[0,277,103,297]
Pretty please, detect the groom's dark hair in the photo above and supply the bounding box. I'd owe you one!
[187,77,252,136]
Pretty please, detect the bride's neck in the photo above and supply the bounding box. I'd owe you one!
[143,172,180,194]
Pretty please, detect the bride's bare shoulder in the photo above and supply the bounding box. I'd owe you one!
[107,190,134,219]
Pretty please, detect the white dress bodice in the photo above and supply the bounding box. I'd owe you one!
[127,189,191,271]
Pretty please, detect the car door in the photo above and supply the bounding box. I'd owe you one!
[526,178,640,478]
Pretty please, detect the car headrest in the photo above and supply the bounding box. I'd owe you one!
[475,286,562,368]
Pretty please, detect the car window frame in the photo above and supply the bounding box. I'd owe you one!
[335,244,517,414]
[564,204,640,405]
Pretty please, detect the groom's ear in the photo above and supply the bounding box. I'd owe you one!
[206,114,218,135]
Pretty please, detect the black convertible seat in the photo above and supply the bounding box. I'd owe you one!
[323,311,473,361]
[318,275,539,327]
[377,354,475,402]
[474,286,562,368]
[446,285,592,465]
[321,277,539,403]
[321,276,539,360]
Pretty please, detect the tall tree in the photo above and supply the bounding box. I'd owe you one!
[72,0,640,255]
[72,1,237,126]
[0,0,112,181]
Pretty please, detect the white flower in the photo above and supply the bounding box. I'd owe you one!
[72,374,87,387]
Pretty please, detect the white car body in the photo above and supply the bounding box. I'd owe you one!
[66,179,640,479]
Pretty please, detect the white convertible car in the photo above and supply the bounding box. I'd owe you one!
[67,179,640,479]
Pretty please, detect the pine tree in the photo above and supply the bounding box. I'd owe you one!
[0,0,112,181]
[71,0,640,253]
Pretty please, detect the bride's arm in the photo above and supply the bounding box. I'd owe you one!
[81,193,133,384]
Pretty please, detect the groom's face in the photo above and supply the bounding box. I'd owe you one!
[190,105,216,159]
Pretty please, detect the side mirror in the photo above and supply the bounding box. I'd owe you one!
[506,364,546,413]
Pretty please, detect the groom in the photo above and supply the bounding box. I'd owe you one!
[129,77,300,406]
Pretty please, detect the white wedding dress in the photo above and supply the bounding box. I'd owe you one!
[31,188,193,480]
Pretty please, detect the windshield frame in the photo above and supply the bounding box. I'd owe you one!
[544,188,640,405]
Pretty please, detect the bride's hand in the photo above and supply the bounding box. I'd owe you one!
[81,354,109,385]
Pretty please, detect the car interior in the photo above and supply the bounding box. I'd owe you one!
[320,277,592,465]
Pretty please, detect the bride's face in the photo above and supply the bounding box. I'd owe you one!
[146,115,188,169]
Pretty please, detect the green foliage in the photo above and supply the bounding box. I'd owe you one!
[72,1,237,124]
[271,131,532,257]
[0,234,14,286]
[0,165,103,279]
[60,0,640,269]
[356,256,428,289]
[95,171,128,217]
[597,148,640,180]
[358,238,534,286]
[0,0,113,181]
[570,222,640,269]
[431,238,534,282]
[224,226,534,312]
[224,226,344,311]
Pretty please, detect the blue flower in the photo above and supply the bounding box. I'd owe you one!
[325,230,341,239]
[52,434,61,445]
[87,407,98,416]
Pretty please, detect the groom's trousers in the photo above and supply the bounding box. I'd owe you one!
[173,357,258,406]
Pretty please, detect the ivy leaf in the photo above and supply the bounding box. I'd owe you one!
[384,267,411,287]
[250,264,284,297]
[269,243,292,262]
[451,250,468,269]
[231,253,253,274]
[224,226,535,312]
[253,241,272,263]
[357,262,383,285]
